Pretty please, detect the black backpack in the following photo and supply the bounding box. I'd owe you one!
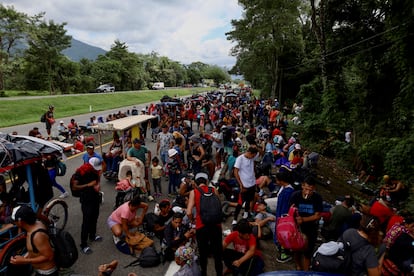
[31,229,78,268]
[40,112,46,123]
[138,246,161,267]
[196,186,222,225]
[69,173,81,197]
[311,239,370,274]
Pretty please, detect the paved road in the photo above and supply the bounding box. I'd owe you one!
[1,100,219,276]
[58,137,177,276]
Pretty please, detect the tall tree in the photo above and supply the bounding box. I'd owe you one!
[105,40,145,90]
[24,19,71,93]
[0,5,30,90]
[227,0,304,99]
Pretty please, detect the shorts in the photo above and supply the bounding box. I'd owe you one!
[107,216,118,229]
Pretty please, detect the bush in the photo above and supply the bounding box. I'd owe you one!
[384,137,414,183]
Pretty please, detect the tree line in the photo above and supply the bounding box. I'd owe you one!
[228,0,413,206]
[0,4,231,94]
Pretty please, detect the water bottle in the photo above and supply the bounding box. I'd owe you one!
[318,217,324,230]
[318,217,324,241]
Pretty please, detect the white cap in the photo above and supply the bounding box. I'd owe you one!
[294,143,301,150]
[168,148,178,157]
[195,172,209,181]
[59,121,64,124]
[89,157,102,170]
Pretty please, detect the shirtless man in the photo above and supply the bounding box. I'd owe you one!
[10,205,57,276]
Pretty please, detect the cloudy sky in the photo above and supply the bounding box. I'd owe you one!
[3,0,244,68]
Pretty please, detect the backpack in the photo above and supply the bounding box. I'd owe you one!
[69,173,82,197]
[55,160,67,176]
[196,186,222,225]
[137,246,161,267]
[311,237,370,274]
[40,112,46,122]
[31,229,78,268]
[276,206,308,251]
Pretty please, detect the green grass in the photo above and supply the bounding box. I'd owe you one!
[0,88,206,128]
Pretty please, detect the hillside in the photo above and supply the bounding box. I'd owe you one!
[63,38,107,61]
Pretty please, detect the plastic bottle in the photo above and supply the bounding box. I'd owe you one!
[319,217,324,230]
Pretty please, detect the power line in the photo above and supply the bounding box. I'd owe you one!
[283,23,404,71]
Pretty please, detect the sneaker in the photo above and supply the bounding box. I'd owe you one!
[90,235,103,242]
[276,252,292,263]
[113,235,121,244]
[59,192,69,198]
[81,246,92,254]
[231,220,237,225]
[148,195,155,202]
[103,171,111,177]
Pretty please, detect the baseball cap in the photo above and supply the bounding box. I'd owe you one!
[59,120,64,124]
[89,157,102,171]
[195,172,209,181]
[11,205,36,222]
[86,142,94,149]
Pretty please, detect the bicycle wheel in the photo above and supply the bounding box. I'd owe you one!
[43,199,68,231]
[0,235,32,276]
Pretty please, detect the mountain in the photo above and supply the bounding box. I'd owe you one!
[62,38,107,61]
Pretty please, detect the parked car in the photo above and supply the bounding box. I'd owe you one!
[96,83,115,93]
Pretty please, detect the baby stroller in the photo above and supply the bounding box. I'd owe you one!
[114,159,147,209]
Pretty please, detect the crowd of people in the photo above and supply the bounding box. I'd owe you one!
[3,90,413,276]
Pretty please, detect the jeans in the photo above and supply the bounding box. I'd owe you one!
[48,168,66,193]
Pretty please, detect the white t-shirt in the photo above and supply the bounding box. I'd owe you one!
[212,131,224,149]
[234,154,256,188]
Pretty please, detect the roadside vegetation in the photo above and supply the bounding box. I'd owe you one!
[0,88,204,127]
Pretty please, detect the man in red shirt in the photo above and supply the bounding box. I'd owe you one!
[186,172,223,276]
[222,219,264,275]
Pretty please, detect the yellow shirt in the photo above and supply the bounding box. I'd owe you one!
[151,164,163,179]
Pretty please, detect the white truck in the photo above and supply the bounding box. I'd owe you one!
[152,82,165,90]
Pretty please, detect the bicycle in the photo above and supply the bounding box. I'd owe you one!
[0,135,69,275]
[0,198,68,276]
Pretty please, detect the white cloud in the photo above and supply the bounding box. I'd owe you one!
[3,0,243,67]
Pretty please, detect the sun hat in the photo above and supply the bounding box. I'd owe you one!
[168,148,178,157]
[89,157,102,171]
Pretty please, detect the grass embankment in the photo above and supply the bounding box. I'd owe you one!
[0,89,205,128]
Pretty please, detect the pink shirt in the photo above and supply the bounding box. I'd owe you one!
[110,202,136,224]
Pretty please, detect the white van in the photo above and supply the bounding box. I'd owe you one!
[152,82,165,90]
